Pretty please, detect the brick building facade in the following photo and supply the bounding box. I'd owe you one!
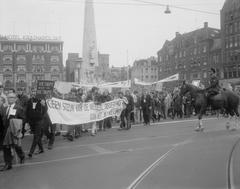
[157,22,221,86]
[221,0,240,81]
[0,35,63,91]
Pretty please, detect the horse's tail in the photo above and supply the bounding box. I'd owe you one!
[226,91,240,110]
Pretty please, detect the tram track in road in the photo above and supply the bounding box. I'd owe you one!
[126,138,193,189]
[227,137,240,189]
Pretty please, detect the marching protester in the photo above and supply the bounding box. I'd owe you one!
[124,90,134,130]
[0,82,8,107]
[132,91,141,124]
[86,87,101,136]
[99,89,112,131]
[26,89,48,158]
[0,92,25,171]
[16,89,29,138]
[118,91,128,130]
[141,91,152,126]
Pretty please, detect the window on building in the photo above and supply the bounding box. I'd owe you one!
[225,25,228,34]
[229,38,233,48]
[50,45,60,52]
[225,39,229,49]
[16,55,26,64]
[17,65,26,72]
[51,66,59,73]
[51,75,59,81]
[224,70,228,79]
[233,70,237,78]
[159,56,162,62]
[32,45,44,52]
[50,56,60,64]
[192,73,199,79]
[145,68,148,71]
[235,22,238,33]
[203,46,207,53]
[3,55,12,64]
[16,44,26,52]
[17,75,26,82]
[203,72,207,78]
[230,23,233,34]
[33,65,44,73]
[2,44,12,51]
[32,55,44,64]
[3,66,12,72]
[145,75,148,79]
[3,75,13,82]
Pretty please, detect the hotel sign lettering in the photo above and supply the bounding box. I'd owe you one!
[0,35,61,41]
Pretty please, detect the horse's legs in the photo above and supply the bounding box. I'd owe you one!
[226,110,237,131]
[196,108,205,132]
[233,108,239,129]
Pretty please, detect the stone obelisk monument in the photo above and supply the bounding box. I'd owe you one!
[81,0,98,83]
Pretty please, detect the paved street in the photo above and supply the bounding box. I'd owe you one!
[0,118,240,189]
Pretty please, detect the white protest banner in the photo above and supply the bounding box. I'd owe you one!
[100,80,131,88]
[46,98,125,125]
[134,78,153,86]
[154,73,179,84]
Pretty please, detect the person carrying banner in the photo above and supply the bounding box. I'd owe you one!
[118,91,128,130]
[86,87,101,136]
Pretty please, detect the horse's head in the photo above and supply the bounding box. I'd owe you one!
[179,81,191,96]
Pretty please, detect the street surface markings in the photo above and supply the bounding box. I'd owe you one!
[126,138,193,189]
[89,145,112,154]
[112,117,217,129]
[12,141,190,168]
[51,133,192,151]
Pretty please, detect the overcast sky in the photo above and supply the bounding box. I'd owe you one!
[0,0,225,67]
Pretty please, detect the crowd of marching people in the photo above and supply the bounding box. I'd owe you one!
[0,82,201,172]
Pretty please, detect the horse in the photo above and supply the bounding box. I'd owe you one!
[179,81,240,131]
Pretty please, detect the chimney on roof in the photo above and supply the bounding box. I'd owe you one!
[175,32,180,37]
[204,22,208,28]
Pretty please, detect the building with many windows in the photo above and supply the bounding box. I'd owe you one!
[0,35,63,91]
[66,53,82,82]
[221,0,240,81]
[157,22,221,86]
[96,53,110,82]
[131,57,158,83]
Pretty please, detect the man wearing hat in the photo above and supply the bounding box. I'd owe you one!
[205,68,221,101]
[1,92,25,171]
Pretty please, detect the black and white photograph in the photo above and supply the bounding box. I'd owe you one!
[0,0,240,188]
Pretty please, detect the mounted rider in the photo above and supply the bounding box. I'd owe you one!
[205,68,221,100]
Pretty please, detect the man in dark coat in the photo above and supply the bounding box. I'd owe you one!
[124,90,134,130]
[26,89,48,158]
[1,92,25,171]
[141,91,152,125]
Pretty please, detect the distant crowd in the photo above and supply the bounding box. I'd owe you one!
[0,82,234,171]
